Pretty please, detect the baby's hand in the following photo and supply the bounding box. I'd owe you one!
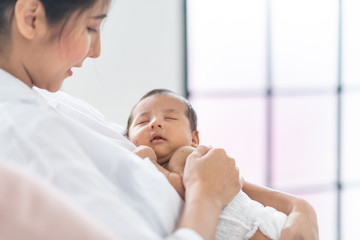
[134,146,185,199]
[167,146,195,177]
[133,145,157,163]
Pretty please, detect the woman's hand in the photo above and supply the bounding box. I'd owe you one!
[177,145,242,240]
[183,145,241,209]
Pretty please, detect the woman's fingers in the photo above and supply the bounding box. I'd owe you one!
[183,146,241,208]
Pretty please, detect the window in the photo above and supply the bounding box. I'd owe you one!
[186,0,360,239]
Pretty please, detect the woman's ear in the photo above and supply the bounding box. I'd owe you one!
[14,0,47,40]
[191,130,200,147]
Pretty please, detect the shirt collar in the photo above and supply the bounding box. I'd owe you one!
[0,68,44,104]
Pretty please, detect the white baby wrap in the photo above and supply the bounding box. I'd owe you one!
[217,191,287,240]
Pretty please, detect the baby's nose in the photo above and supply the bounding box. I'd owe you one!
[150,118,163,129]
[151,123,162,129]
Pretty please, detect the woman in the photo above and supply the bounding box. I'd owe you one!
[0,0,318,239]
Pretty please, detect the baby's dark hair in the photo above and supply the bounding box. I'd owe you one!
[125,89,198,137]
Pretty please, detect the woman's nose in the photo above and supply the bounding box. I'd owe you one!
[88,33,101,59]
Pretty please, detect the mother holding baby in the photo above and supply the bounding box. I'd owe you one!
[0,0,318,239]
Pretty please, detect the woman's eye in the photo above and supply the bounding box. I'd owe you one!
[87,27,98,33]
[165,117,177,120]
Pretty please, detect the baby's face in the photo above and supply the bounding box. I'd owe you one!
[128,94,198,164]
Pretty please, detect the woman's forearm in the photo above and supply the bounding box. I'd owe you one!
[177,187,222,240]
[178,146,241,240]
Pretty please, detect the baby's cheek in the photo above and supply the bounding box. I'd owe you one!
[132,136,148,147]
[130,138,140,147]
[129,133,141,146]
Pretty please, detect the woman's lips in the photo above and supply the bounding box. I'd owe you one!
[67,69,73,76]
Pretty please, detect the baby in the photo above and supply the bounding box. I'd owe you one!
[125,89,287,240]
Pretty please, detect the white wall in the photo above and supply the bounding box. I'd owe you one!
[62,0,184,127]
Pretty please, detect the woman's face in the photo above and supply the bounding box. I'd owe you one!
[28,1,110,92]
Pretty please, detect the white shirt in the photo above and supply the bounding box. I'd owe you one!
[0,69,202,240]
[33,86,137,151]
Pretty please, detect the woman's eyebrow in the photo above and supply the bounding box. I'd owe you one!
[92,14,108,20]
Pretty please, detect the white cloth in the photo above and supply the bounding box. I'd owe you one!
[33,87,136,151]
[35,80,288,240]
[0,160,116,240]
[216,191,287,240]
[0,68,202,240]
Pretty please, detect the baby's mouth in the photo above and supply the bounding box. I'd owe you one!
[151,134,166,142]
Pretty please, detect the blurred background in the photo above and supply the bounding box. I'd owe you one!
[62,0,360,239]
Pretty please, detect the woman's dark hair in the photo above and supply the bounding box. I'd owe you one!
[125,89,198,137]
[0,1,16,44]
[0,0,108,48]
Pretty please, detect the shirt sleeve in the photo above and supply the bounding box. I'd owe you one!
[166,229,203,240]
[0,160,117,240]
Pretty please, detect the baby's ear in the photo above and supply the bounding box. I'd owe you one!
[14,0,47,40]
[191,130,199,146]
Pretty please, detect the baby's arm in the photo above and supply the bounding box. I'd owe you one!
[166,146,195,176]
[155,146,196,199]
